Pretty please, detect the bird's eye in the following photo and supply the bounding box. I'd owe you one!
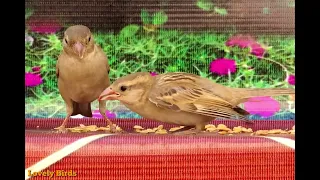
[120,86,127,92]
[65,39,68,44]
[88,36,91,42]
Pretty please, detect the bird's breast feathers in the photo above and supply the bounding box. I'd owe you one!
[58,50,108,80]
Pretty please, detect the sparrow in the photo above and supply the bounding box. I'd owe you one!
[55,25,114,133]
[99,72,295,134]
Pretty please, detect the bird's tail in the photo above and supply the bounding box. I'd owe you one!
[232,88,295,104]
[241,88,295,97]
[71,102,93,117]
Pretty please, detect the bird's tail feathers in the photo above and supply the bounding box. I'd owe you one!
[240,88,295,97]
[232,88,295,104]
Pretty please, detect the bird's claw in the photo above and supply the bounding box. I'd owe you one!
[108,124,116,133]
[54,126,68,133]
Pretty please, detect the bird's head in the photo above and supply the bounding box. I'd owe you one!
[62,25,95,59]
[98,72,155,104]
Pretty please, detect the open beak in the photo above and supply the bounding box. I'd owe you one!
[98,87,120,101]
[73,42,86,59]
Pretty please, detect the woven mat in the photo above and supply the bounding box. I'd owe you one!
[25,119,295,180]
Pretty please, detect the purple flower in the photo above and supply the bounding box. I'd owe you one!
[226,35,266,58]
[244,96,280,118]
[25,73,43,87]
[288,75,295,85]
[92,110,116,119]
[25,34,34,45]
[32,66,41,72]
[150,72,158,76]
[27,19,61,34]
[209,58,237,76]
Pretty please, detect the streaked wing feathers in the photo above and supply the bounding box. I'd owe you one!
[148,73,247,119]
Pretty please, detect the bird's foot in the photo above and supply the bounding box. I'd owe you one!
[109,125,116,133]
[102,116,116,133]
[54,126,68,133]
[173,129,201,135]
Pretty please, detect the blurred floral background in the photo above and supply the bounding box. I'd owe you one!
[25,0,295,120]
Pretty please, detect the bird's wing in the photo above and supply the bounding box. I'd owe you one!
[148,73,248,120]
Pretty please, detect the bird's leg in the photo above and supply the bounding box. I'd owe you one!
[54,115,71,133]
[99,100,116,133]
[54,100,73,133]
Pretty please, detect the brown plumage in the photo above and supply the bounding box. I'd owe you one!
[99,72,295,133]
[55,25,114,133]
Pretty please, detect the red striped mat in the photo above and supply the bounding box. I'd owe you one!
[25,119,295,180]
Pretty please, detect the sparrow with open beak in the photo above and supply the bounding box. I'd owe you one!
[55,25,114,133]
[99,72,295,134]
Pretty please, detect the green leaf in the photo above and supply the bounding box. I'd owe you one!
[25,66,32,72]
[177,59,185,66]
[214,7,228,16]
[108,56,117,65]
[243,69,255,77]
[47,34,62,50]
[25,8,33,20]
[199,71,208,78]
[119,24,140,38]
[254,80,266,88]
[224,47,230,53]
[141,9,151,24]
[289,108,295,113]
[262,7,270,14]
[288,1,295,7]
[165,65,178,72]
[196,0,214,11]
[152,11,168,25]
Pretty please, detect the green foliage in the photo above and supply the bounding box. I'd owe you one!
[141,9,151,24]
[196,0,214,11]
[214,7,228,16]
[25,9,295,118]
[25,8,33,20]
[140,9,168,32]
[263,7,270,14]
[288,1,295,7]
[196,0,228,16]
[140,9,168,26]
[152,11,168,25]
[119,24,140,39]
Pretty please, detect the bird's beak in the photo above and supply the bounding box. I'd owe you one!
[73,42,85,59]
[98,87,120,101]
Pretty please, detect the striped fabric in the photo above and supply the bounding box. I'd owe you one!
[25,119,295,180]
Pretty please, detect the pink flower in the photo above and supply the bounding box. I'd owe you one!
[25,73,43,87]
[92,110,116,119]
[27,19,61,34]
[244,96,280,118]
[226,35,266,58]
[32,66,41,72]
[288,75,295,85]
[209,58,237,75]
[226,35,256,48]
[150,72,158,76]
[250,43,265,58]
